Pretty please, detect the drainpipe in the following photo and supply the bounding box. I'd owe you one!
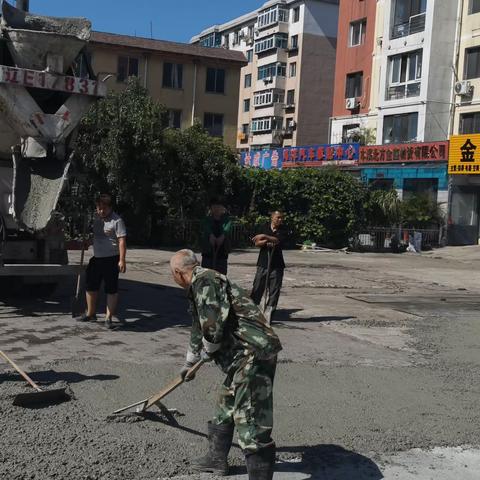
[446,0,465,245]
[191,61,198,126]
[16,0,29,11]
[144,55,148,89]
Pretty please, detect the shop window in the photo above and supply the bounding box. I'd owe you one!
[369,178,395,191]
[382,112,418,144]
[460,112,480,134]
[403,178,438,202]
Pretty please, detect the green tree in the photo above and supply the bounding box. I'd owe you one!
[72,78,167,241]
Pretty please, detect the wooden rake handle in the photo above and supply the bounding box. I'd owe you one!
[0,350,42,392]
[112,360,204,415]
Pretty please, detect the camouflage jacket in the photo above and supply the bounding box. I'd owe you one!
[187,267,282,372]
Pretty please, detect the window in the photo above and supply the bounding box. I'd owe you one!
[204,113,224,137]
[470,0,480,14]
[201,32,222,48]
[289,62,297,77]
[465,47,480,80]
[206,68,225,93]
[254,34,288,54]
[290,35,299,50]
[117,56,139,82]
[342,124,361,143]
[387,50,422,99]
[246,50,253,63]
[292,6,300,23]
[345,72,363,98]
[392,0,426,38]
[403,179,438,202]
[382,112,418,144]
[233,30,240,46]
[460,112,480,134]
[167,109,182,129]
[286,89,295,105]
[162,63,183,89]
[257,5,288,29]
[369,178,395,191]
[244,99,251,112]
[242,123,250,135]
[258,62,286,80]
[251,116,283,133]
[245,74,252,88]
[253,89,285,107]
[350,19,366,46]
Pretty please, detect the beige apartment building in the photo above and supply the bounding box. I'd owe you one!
[87,32,247,148]
[191,0,339,151]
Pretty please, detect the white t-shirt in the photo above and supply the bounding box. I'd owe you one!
[92,212,127,258]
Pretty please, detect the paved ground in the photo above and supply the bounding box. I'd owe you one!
[1,246,480,479]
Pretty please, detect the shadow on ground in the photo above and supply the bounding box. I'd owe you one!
[0,277,191,332]
[0,369,119,385]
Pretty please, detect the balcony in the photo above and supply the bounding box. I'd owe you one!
[391,13,426,39]
[386,82,421,101]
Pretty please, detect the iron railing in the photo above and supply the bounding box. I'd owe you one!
[391,13,426,39]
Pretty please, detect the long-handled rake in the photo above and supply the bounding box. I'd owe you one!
[0,350,70,407]
[111,359,204,416]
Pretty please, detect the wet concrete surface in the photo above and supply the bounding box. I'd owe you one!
[1,247,480,479]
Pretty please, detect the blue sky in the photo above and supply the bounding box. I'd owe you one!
[30,0,261,42]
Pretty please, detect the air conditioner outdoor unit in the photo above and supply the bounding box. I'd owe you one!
[455,81,473,96]
[287,119,296,129]
[263,76,273,84]
[246,37,254,45]
[346,97,358,110]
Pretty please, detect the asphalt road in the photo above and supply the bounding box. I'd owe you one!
[1,246,479,479]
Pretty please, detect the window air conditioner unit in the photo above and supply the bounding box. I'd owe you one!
[346,97,358,110]
[455,81,473,96]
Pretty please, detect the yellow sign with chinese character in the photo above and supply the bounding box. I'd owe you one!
[449,134,480,174]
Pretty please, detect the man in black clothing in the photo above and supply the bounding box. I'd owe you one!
[251,211,286,325]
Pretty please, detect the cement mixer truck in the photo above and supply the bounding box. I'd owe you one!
[0,1,106,292]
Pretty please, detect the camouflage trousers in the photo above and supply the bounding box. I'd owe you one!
[212,353,277,453]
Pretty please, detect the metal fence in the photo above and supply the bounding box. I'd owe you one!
[353,226,442,252]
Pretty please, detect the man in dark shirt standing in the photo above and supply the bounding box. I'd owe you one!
[201,197,232,275]
[251,211,286,324]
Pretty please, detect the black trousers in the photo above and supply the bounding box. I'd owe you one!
[251,267,284,312]
[201,255,228,275]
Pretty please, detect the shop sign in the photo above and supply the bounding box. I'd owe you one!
[449,134,480,174]
[359,141,449,165]
[241,143,360,170]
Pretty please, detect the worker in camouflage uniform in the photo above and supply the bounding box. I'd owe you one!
[170,249,282,480]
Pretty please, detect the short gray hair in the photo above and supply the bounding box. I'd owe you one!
[170,249,199,271]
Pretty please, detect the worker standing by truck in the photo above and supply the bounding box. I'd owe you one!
[77,194,127,329]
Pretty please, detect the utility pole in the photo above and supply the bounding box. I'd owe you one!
[16,0,29,12]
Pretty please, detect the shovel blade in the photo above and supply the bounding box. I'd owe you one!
[13,388,70,407]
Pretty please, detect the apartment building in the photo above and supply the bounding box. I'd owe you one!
[330,0,377,144]
[88,32,247,147]
[191,0,339,151]
[448,0,480,245]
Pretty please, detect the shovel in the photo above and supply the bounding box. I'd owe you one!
[112,359,204,415]
[71,215,88,318]
[0,350,70,407]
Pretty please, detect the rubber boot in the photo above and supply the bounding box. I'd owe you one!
[245,445,276,480]
[191,421,234,476]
